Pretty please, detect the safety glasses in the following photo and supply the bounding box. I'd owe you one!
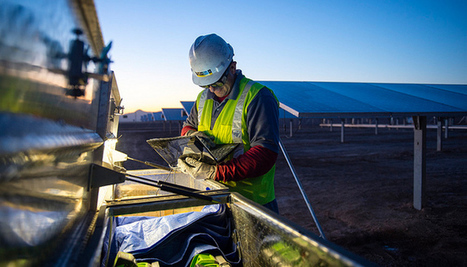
[200,64,230,89]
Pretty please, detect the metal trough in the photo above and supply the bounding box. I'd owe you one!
[85,185,372,267]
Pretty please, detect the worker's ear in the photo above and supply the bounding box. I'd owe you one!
[230,61,237,74]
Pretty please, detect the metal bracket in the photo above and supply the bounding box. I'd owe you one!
[88,163,125,190]
[64,28,112,98]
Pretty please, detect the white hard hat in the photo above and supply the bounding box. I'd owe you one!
[189,34,234,86]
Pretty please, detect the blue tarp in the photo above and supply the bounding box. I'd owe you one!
[102,204,240,267]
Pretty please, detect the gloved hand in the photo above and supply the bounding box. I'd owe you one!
[178,155,216,180]
[186,130,216,149]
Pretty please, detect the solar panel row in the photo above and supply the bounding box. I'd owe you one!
[259,81,467,118]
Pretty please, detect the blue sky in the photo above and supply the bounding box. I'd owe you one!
[95,0,467,113]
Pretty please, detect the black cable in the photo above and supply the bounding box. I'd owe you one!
[125,174,217,203]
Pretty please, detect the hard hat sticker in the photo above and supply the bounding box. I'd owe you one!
[195,69,213,77]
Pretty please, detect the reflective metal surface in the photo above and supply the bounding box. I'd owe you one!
[0,0,103,128]
[229,193,372,266]
[0,0,118,266]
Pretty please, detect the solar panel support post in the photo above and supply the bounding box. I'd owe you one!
[375,118,379,135]
[444,118,449,139]
[279,139,326,240]
[289,119,293,137]
[340,119,345,143]
[437,118,443,151]
[413,116,427,210]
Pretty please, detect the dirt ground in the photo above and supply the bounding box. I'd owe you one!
[116,121,467,266]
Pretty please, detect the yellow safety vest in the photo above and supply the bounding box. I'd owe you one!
[196,77,277,205]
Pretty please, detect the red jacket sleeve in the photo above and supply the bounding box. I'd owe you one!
[215,145,278,182]
[181,125,196,136]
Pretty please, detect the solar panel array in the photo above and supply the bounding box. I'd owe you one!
[180,101,195,115]
[259,81,467,118]
[161,108,187,121]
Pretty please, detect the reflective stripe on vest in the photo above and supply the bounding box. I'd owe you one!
[232,80,254,143]
[198,80,254,144]
[198,89,207,126]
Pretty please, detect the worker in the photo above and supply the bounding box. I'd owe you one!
[178,33,280,213]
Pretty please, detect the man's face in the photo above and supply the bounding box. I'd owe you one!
[209,83,231,98]
[208,61,236,98]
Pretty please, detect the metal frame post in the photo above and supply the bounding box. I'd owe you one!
[444,118,449,139]
[340,119,345,143]
[375,118,379,135]
[437,118,443,151]
[289,119,293,137]
[413,116,427,210]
